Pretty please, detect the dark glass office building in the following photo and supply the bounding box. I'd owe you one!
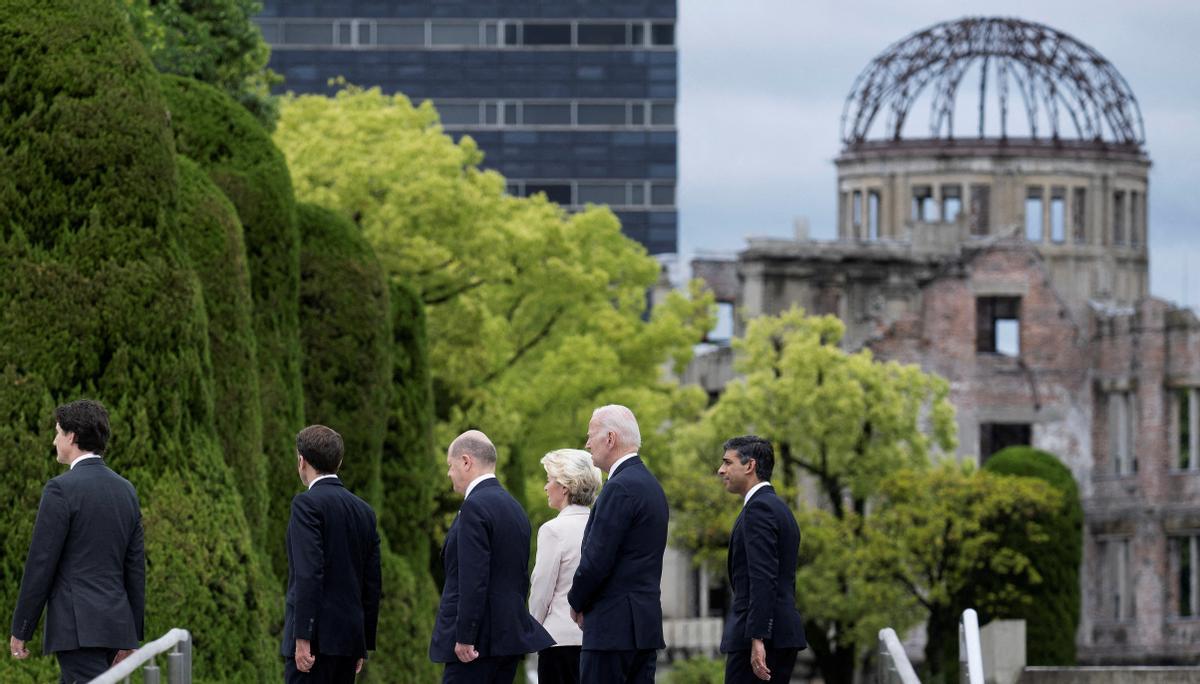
[256,1,678,255]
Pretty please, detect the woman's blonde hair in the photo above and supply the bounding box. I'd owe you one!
[541,448,603,506]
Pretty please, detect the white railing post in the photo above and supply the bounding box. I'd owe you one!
[88,629,191,684]
[877,627,921,684]
[959,609,984,684]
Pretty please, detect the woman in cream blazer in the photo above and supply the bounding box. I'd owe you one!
[529,448,602,684]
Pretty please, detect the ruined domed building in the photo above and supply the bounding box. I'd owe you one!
[692,17,1200,664]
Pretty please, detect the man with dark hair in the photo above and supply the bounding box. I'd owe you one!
[9,399,145,684]
[717,436,806,683]
[430,430,553,682]
[283,425,382,684]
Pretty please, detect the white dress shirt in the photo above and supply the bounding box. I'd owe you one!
[608,452,638,477]
[308,473,338,490]
[528,504,590,646]
[463,472,497,499]
[69,453,100,470]
[743,481,772,506]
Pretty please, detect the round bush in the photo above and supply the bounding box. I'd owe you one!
[983,446,1082,665]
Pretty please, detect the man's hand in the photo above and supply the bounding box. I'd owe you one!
[570,608,584,629]
[9,636,28,660]
[112,649,135,666]
[355,658,364,674]
[454,642,479,663]
[750,638,771,680]
[295,638,316,673]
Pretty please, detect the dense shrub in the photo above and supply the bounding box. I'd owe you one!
[982,447,1082,665]
[297,203,389,506]
[0,2,279,680]
[175,156,267,540]
[382,282,439,565]
[159,73,304,574]
[666,655,725,684]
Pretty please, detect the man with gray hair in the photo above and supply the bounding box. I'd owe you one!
[568,406,669,683]
[430,430,553,682]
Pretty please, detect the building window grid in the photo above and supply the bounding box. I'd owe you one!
[505,179,675,210]
[257,18,676,49]
[1097,537,1135,622]
[1108,390,1137,476]
[1171,534,1200,619]
[1175,387,1199,471]
[432,98,674,129]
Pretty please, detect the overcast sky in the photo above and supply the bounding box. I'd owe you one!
[677,0,1200,308]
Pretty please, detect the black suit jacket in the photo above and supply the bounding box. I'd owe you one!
[720,485,806,653]
[281,477,382,659]
[429,478,553,662]
[567,455,669,651]
[11,457,145,653]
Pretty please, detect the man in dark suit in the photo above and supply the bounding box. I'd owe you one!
[717,435,806,683]
[282,425,382,684]
[430,430,554,683]
[568,405,668,683]
[9,399,145,684]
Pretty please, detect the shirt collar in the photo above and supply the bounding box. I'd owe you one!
[307,473,339,490]
[608,452,638,476]
[744,481,772,506]
[464,472,497,499]
[70,453,101,470]
[559,504,590,517]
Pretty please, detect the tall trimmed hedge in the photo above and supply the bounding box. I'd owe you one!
[382,282,439,564]
[159,74,304,574]
[983,447,1082,665]
[296,205,438,682]
[175,156,268,542]
[297,203,389,506]
[0,2,279,681]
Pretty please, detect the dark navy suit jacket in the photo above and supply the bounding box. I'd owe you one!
[429,478,554,662]
[281,477,382,659]
[567,455,668,651]
[11,457,145,653]
[719,485,807,653]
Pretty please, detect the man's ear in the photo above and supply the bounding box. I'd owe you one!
[744,458,757,475]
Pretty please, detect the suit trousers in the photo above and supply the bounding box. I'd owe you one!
[724,646,799,684]
[57,647,117,684]
[284,655,358,684]
[537,645,581,684]
[442,655,521,683]
[580,649,656,683]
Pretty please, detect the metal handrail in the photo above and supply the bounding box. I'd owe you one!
[89,628,191,684]
[958,609,984,684]
[877,627,921,684]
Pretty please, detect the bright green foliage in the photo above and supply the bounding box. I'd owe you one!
[122,0,279,128]
[0,2,279,680]
[873,462,1060,683]
[664,307,957,684]
[297,202,389,507]
[275,87,713,524]
[160,74,304,577]
[666,655,725,683]
[382,281,439,565]
[175,156,268,544]
[983,447,1082,666]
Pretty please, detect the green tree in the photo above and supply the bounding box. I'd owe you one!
[872,461,1061,683]
[0,2,278,680]
[122,0,280,127]
[982,446,1082,665]
[664,307,957,683]
[161,74,305,576]
[275,86,713,523]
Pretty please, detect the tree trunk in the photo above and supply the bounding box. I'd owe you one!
[806,619,857,684]
[923,607,960,684]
